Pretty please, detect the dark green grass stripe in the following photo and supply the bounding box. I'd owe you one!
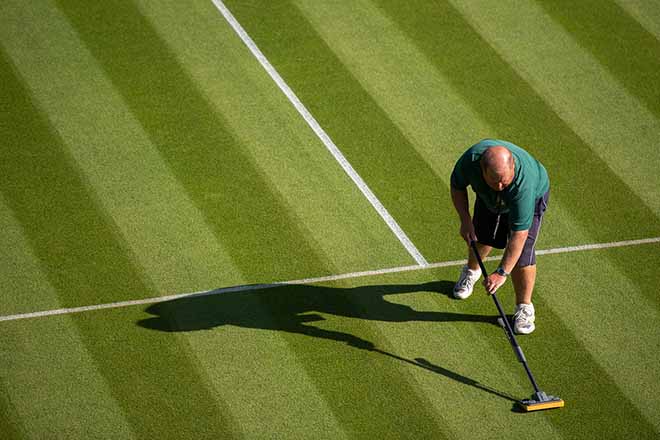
[373,0,660,243]
[0,380,23,440]
[601,244,660,309]
[54,0,336,282]
[536,0,660,119]
[222,0,464,263]
[141,283,450,438]
[0,49,238,439]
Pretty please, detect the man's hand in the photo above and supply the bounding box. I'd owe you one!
[460,220,478,244]
[483,272,507,294]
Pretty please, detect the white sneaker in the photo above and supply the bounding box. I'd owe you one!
[514,303,536,334]
[453,265,481,299]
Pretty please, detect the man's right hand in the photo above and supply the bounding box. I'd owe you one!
[460,220,477,243]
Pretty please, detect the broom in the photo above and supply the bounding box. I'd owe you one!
[470,241,564,412]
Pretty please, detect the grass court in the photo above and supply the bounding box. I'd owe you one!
[1,0,660,438]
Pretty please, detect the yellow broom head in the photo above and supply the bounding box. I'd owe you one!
[519,392,565,412]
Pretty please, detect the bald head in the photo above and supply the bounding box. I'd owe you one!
[481,146,515,191]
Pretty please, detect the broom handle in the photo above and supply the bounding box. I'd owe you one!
[469,241,542,394]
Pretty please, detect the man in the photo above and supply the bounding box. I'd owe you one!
[450,139,549,334]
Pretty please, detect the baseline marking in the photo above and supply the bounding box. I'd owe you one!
[209,0,428,267]
[1,237,658,323]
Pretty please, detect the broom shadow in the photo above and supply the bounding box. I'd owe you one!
[138,280,520,410]
[372,350,522,412]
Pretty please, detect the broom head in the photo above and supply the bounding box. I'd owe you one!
[518,391,565,412]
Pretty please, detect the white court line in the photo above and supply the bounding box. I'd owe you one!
[209,0,428,267]
[1,237,658,323]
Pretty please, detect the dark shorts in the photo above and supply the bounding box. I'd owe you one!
[473,190,549,267]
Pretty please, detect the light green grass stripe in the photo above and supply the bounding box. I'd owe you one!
[450,0,660,217]
[539,249,660,432]
[0,0,242,299]
[0,196,134,438]
[616,0,660,40]
[134,0,412,274]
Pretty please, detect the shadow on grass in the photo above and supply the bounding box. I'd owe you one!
[377,351,521,408]
[138,280,521,410]
[137,280,492,334]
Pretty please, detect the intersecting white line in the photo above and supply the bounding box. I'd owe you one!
[1,237,658,323]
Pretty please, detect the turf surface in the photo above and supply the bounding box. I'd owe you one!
[1,0,659,438]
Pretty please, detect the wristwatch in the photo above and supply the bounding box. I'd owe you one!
[495,266,510,277]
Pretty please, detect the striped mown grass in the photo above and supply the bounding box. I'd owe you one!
[2,0,660,438]
[537,0,660,119]
[224,0,660,255]
[450,0,660,217]
[1,48,238,438]
[52,0,397,283]
[222,0,464,263]
[2,246,659,438]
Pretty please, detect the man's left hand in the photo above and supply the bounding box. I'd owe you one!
[483,272,507,294]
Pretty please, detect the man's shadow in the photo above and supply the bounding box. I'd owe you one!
[138,280,520,410]
[138,281,492,340]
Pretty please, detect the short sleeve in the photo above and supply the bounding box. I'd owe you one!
[450,155,468,190]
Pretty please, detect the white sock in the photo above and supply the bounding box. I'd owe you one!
[466,266,481,277]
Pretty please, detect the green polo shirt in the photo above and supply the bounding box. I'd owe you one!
[450,139,549,231]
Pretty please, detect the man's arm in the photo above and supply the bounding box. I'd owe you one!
[500,230,528,273]
[450,187,477,243]
[484,229,528,294]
